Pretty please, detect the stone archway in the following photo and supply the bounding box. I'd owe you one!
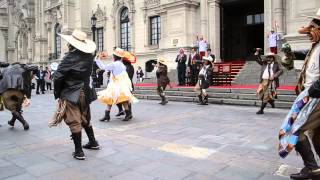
[111,0,136,51]
[145,59,157,78]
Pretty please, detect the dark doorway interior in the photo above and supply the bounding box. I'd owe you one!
[221,0,264,61]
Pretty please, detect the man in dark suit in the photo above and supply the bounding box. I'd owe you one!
[255,50,283,114]
[188,47,201,86]
[35,66,46,94]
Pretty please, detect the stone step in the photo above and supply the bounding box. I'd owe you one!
[133,89,296,102]
[134,86,296,95]
[134,94,292,108]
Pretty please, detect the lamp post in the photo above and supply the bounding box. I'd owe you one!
[91,14,97,42]
[91,14,98,88]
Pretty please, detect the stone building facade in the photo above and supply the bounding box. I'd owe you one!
[0,0,319,75]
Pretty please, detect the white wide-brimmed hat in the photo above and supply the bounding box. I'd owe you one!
[157,57,167,65]
[59,29,96,53]
[262,52,281,62]
[202,56,214,62]
[305,8,320,21]
[113,48,125,58]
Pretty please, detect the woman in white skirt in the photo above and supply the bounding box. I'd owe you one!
[95,48,137,121]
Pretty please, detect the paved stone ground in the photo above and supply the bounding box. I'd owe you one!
[0,92,303,180]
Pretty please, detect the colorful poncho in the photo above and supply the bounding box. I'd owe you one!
[278,88,320,158]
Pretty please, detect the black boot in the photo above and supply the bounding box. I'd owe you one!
[268,99,275,108]
[160,96,168,105]
[202,95,208,105]
[71,132,85,160]
[83,126,100,150]
[13,111,29,130]
[128,103,132,114]
[256,103,267,114]
[8,113,17,127]
[123,110,132,121]
[290,138,319,179]
[99,110,110,122]
[198,95,203,105]
[116,104,125,117]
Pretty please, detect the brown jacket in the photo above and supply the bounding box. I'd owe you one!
[255,55,283,88]
[156,65,170,87]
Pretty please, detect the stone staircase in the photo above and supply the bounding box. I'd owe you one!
[133,86,296,109]
[233,61,299,85]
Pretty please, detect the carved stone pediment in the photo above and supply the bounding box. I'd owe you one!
[94,5,107,21]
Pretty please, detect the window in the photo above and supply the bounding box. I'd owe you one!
[96,27,104,51]
[150,16,161,45]
[120,7,130,51]
[246,13,264,25]
[54,23,61,59]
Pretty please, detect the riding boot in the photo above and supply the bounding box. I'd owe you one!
[160,95,168,105]
[268,99,275,108]
[290,138,319,179]
[123,110,133,121]
[8,112,17,127]
[128,103,132,114]
[116,104,125,117]
[202,95,208,105]
[99,110,110,122]
[83,126,100,150]
[256,102,267,114]
[13,111,29,130]
[71,132,85,160]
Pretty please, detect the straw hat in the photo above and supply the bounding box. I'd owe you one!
[157,57,167,65]
[59,29,96,53]
[202,56,213,62]
[113,48,125,58]
[262,52,281,62]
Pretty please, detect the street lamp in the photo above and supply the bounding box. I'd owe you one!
[91,14,97,42]
[91,13,98,87]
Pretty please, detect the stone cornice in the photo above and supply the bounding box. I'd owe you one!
[283,33,309,41]
[161,0,200,10]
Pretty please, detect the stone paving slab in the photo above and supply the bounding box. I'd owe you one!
[0,92,303,179]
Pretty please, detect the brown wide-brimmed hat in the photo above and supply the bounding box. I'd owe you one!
[59,29,96,53]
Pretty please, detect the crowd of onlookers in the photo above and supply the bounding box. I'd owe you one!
[32,66,54,95]
[176,36,215,86]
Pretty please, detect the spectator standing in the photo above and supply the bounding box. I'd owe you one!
[35,66,45,94]
[197,35,208,59]
[175,48,187,86]
[207,48,215,61]
[44,67,52,91]
[267,30,280,54]
[136,66,144,83]
[188,47,201,86]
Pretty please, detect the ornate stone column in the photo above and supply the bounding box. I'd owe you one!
[208,0,221,62]
[200,0,208,39]
[272,0,284,36]
[2,30,8,61]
